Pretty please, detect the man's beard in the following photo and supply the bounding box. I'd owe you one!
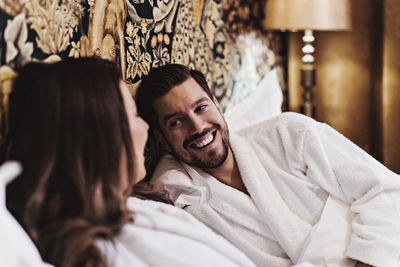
[168,122,230,169]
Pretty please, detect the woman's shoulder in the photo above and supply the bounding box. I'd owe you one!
[102,197,256,267]
[126,196,206,227]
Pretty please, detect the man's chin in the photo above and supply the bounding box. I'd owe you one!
[197,159,226,169]
[186,149,228,169]
[170,135,230,169]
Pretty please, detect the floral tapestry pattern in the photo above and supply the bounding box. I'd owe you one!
[0,0,285,139]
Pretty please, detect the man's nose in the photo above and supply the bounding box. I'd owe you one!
[187,115,205,134]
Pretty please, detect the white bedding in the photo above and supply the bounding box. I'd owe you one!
[224,68,283,132]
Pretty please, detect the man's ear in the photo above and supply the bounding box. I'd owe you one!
[154,129,172,153]
[213,96,223,115]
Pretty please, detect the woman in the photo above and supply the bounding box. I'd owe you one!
[2,58,255,267]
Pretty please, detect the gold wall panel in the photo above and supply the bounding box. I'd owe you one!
[382,0,400,172]
[288,0,399,172]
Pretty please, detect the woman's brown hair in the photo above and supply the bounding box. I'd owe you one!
[3,58,136,266]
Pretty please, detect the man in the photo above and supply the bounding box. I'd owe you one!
[136,64,400,267]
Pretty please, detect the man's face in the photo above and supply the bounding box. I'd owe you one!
[153,77,230,169]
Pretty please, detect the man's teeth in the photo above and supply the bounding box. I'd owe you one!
[192,132,214,148]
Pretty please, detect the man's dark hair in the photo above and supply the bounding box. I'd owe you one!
[136,63,214,131]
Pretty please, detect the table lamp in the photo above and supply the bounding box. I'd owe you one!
[264,0,351,117]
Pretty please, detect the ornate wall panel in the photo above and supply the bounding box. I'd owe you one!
[0,0,285,139]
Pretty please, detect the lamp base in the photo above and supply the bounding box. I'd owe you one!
[299,29,316,118]
[300,102,315,118]
[300,65,316,118]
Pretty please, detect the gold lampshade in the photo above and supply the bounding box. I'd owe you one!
[263,0,352,31]
[263,0,352,118]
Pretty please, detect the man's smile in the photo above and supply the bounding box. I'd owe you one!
[189,130,217,149]
[153,76,230,169]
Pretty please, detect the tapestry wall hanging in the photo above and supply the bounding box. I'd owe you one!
[0,0,285,139]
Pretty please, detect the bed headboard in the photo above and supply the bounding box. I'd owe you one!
[0,0,287,130]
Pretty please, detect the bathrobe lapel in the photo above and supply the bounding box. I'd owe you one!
[230,134,311,262]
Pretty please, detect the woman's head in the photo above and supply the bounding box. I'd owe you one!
[4,57,148,266]
[120,81,149,184]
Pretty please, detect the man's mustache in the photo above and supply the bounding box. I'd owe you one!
[183,125,219,148]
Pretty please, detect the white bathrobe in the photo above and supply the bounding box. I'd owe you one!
[0,163,256,267]
[98,197,257,267]
[151,112,400,267]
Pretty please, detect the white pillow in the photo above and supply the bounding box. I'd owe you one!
[0,161,53,267]
[224,69,283,132]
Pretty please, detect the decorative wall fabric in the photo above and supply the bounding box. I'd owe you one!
[0,0,285,137]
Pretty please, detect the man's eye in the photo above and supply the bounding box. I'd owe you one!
[195,104,207,113]
[169,119,182,128]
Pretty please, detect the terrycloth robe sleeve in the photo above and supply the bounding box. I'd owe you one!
[98,197,257,267]
[299,114,400,267]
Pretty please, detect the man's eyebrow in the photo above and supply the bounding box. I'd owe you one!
[191,97,210,109]
[161,97,211,125]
